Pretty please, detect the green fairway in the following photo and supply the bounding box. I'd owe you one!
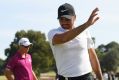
[0,75,6,80]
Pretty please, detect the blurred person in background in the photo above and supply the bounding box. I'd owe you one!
[4,37,38,80]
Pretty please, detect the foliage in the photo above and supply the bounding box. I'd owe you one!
[0,59,4,75]
[96,41,119,72]
[0,59,4,67]
[3,29,119,77]
[4,30,55,77]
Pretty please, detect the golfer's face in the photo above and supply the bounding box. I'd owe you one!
[59,16,75,30]
[22,45,30,52]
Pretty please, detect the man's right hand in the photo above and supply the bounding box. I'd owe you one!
[86,8,99,26]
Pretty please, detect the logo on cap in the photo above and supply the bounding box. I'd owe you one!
[60,9,68,12]
[18,37,32,46]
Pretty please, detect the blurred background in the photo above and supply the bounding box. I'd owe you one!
[0,0,119,80]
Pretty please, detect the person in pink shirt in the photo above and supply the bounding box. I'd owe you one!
[4,37,38,80]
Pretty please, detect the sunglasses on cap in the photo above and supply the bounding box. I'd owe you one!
[22,45,30,48]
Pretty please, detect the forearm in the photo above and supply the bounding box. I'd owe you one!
[32,71,38,80]
[62,22,89,42]
[4,69,14,80]
[88,48,103,80]
[92,58,103,80]
[5,76,14,80]
[53,22,89,44]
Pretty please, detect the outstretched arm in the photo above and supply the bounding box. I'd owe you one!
[53,8,99,45]
[88,48,103,80]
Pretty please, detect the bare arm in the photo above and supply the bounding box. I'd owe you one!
[32,70,38,80]
[4,68,14,80]
[88,48,103,80]
[53,8,99,45]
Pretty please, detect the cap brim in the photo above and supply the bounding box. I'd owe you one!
[23,42,32,46]
[61,15,72,19]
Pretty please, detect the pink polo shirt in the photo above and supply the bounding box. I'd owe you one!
[6,51,33,80]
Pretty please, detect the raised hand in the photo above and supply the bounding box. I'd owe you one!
[86,8,99,26]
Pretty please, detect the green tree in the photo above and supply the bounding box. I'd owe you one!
[0,59,4,75]
[97,41,119,72]
[103,49,119,72]
[0,59,4,67]
[4,30,55,77]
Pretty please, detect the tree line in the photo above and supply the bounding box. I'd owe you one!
[0,30,119,77]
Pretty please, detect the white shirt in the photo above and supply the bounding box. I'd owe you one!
[48,27,94,77]
[103,73,108,80]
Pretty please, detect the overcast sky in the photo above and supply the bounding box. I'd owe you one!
[0,0,119,60]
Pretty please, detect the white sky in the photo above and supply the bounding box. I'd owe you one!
[0,0,119,60]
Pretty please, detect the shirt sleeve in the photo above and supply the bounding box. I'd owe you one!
[48,29,57,44]
[6,57,17,71]
[86,31,95,49]
[48,29,62,45]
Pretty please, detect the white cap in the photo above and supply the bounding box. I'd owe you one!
[61,15,72,19]
[18,37,32,46]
